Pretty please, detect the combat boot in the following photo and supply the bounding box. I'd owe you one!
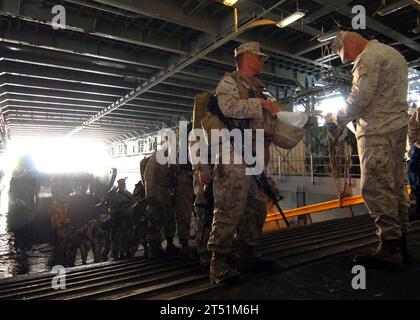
[209,252,240,284]
[239,244,277,272]
[180,241,195,260]
[353,239,403,272]
[149,240,165,259]
[110,248,121,261]
[199,251,211,268]
[165,237,180,257]
[400,234,413,264]
[141,241,149,259]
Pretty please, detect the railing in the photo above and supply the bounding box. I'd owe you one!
[272,154,361,181]
[266,195,364,222]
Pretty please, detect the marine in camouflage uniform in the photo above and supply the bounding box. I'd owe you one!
[207,42,290,284]
[107,179,134,260]
[140,156,151,185]
[130,180,149,258]
[173,162,195,256]
[79,212,111,264]
[144,149,179,258]
[330,31,411,269]
[50,200,72,265]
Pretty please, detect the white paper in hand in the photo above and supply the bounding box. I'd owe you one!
[346,121,356,134]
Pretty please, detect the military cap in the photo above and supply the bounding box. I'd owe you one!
[117,178,126,184]
[234,42,269,61]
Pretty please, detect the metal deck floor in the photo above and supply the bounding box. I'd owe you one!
[1,215,419,300]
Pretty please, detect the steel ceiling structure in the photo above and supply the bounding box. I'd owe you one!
[0,0,418,144]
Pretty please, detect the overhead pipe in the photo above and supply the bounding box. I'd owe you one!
[66,0,289,137]
[376,0,417,16]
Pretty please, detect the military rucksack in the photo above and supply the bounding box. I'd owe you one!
[191,91,227,146]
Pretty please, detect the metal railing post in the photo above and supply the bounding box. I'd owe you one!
[310,153,314,184]
[278,155,282,182]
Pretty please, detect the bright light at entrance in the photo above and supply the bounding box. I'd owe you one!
[317,95,345,115]
[4,137,111,175]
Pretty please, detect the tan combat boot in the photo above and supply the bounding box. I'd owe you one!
[353,239,403,272]
[209,252,240,284]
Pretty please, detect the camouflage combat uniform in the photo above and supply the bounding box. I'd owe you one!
[207,71,269,255]
[408,109,420,149]
[144,150,177,255]
[79,218,111,263]
[333,40,410,241]
[173,163,194,248]
[140,156,150,184]
[130,180,149,257]
[50,201,71,265]
[192,163,213,260]
[107,188,134,259]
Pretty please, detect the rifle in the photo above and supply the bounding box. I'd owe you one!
[208,96,290,227]
[202,181,214,230]
[195,180,214,247]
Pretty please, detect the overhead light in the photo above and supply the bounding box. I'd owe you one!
[317,30,341,42]
[377,0,413,16]
[223,0,239,6]
[276,11,305,28]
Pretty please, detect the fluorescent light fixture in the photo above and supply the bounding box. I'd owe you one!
[276,11,305,28]
[317,30,341,42]
[223,0,239,6]
[377,0,413,16]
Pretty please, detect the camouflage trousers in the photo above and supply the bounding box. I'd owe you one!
[109,210,134,259]
[147,194,176,243]
[207,159,267,254]
[175,169,194,244]
[357,126,410,240]
[193,167,212,255]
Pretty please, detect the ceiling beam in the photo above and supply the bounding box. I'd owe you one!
[0,74,197,100]
[73,0,326,68]
[90,0,329,67]
[0,23,312,84]
[312,0,420,53]
[3,84,193,107]
[68,0,294,135]
[0,97,192,118]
